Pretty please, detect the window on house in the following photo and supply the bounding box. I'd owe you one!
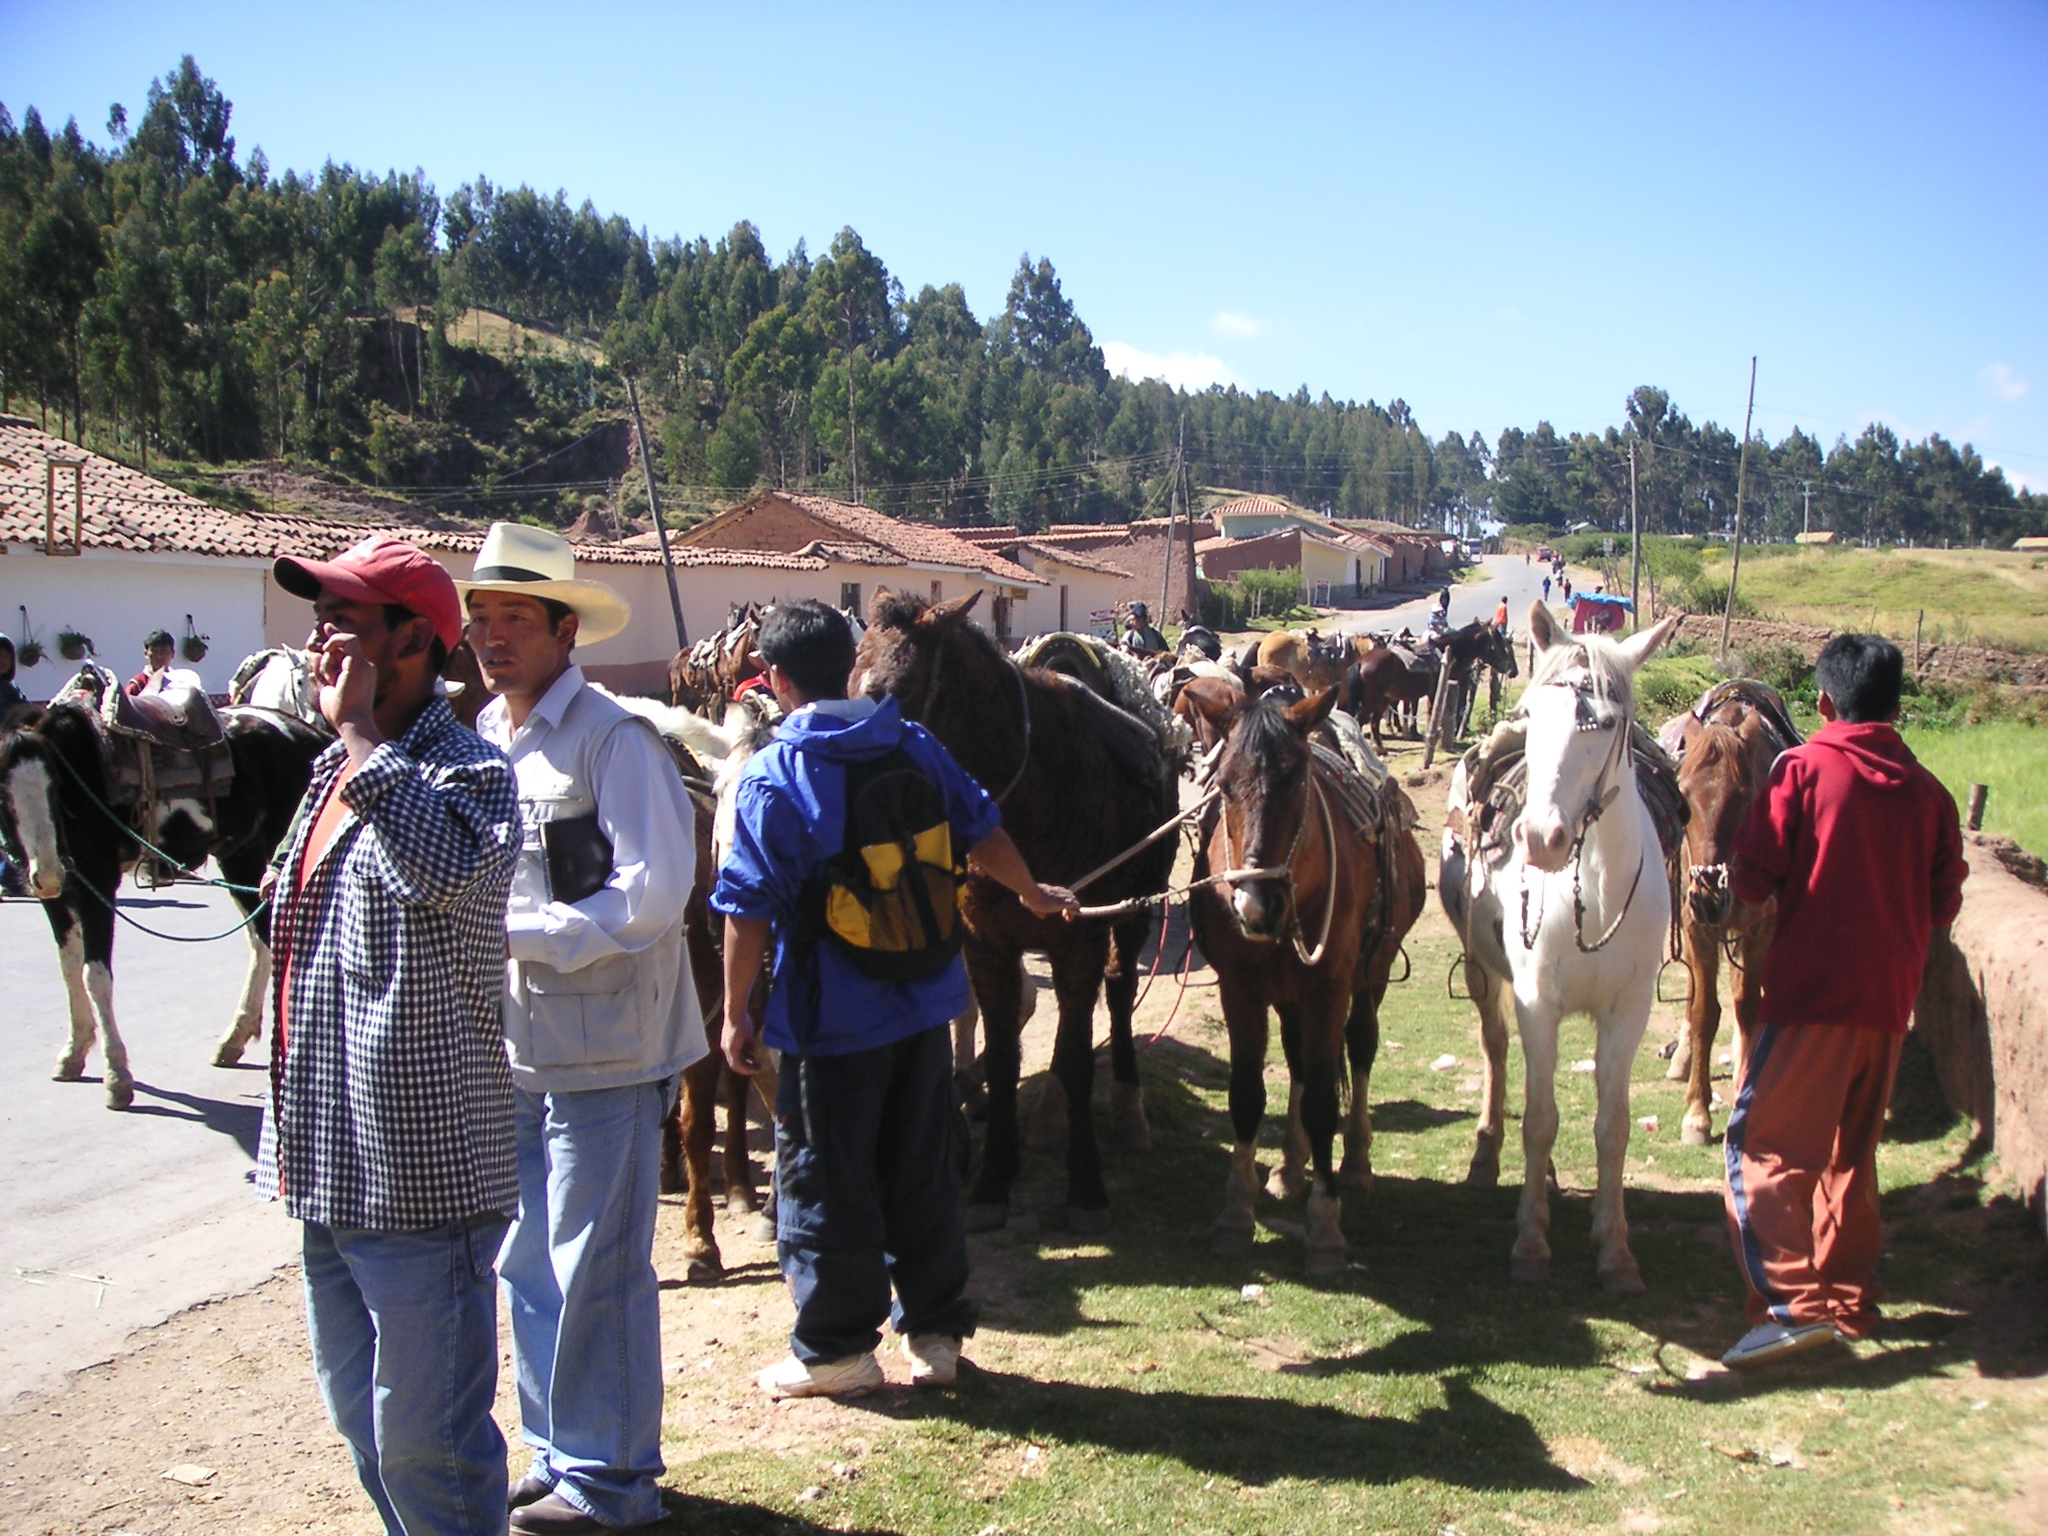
[840,582,861,614]
[931,580,943,603]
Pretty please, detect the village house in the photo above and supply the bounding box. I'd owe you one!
[1192,495,1391,601]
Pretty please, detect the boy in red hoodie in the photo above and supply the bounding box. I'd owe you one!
[1721,634,1967,1368]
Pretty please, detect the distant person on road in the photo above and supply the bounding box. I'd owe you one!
[259,535,522,1535]
[464,524,705,1535]
[713,602,1076,1401]
[1719,634,1967,1369]
[1492,597,1509,633]
[125,629,204,697]
[1541,576,1552,602]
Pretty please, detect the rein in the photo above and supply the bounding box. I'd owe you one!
[1213,758,1340,967]
[1514,673,1646,954]
[38,727,263,895]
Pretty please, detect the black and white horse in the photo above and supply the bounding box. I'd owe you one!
[0,685,328,1108]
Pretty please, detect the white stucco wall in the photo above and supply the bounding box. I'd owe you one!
[2,544,270,701]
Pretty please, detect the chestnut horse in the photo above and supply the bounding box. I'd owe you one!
[1661,684,1798,1145]
[857,590,1178,1233]
[1185,686,1426,1273]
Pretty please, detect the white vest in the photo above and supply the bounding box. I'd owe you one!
[502,679,705,1093]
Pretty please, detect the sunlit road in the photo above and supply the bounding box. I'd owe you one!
[0,880,297,1406]
[1328,552,1561,639]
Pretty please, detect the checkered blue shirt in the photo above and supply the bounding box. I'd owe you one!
[256,699,521,1230]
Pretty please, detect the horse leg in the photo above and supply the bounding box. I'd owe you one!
[1590,991,1652,1296]
[1510,995,1562,1283]
[1051,932,1113,1233]
[1338,983,1383,1192]
[677,1053,723,1282]
[951,1003,988,1119]
[213,918,271,1068]
[964,943,1027,1232]
[1105,914,1151,1153]
[80,897,130,1111]
[49,902,95,1081]
[1267,1003,1308,1200]
[1212,978,1269,1256]
[1300,990,1350,1276]
[1680,922,1723,1146]
[1465,962,1512,1186]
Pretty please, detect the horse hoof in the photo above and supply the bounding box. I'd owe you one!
[750,1214,777,1243]
[1337,1164,1375,1195]
[53,1057,85,1083]
[106,1078,135,1112]
[1464,1156,1501,1189]
[1680,1120,1712,1147]
[212,1041,246,1068]
[1600,1261,1646,1297]
[1264,1166,1305,1202]
[1110,1098,1152,1153]
[684,1252,723,1284]
[1509,1252,1550,1286]
[1066,1205,1111,1237]
[724,1189,760,1216]
[964,1203,1011,1235]
[1304,1244,1347,1277]
[1210,1224,1255,1257]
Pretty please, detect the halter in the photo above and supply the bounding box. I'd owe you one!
[1216,752,1340,968]
[1515,667,1645,954]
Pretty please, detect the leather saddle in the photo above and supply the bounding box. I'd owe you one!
[105,688,233,803]
[112,686,227,753]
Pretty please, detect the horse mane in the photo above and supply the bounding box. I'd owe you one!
[871,589,934,630]
[1229,694,1308,784]
[1530,634,1635,721]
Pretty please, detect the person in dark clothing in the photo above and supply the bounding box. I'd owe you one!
[0,635,26,716]
[713,602,1076,1399]
[1120,602,1167,657]
[1720,634,1967,1369]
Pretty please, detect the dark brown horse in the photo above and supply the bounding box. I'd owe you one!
[1344,622,1514,751]
[856,590,1177,1233]
[1184,686,1426,1273]
[1662,688,1795,1144]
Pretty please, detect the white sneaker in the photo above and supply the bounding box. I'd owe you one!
[901,1333,962,1387]
[1721,1320,1840,1369]
[757,1352,883,1400]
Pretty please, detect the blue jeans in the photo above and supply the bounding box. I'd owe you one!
[499,1079,670,1527]
[776,1025,979,1362]
[302,1217,510,1536]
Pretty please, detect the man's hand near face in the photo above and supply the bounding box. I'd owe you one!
[317,632,385,765]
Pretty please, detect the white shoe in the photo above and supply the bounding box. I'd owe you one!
[1721,1321,1839,1369]
[757,1352,883,1400]
[901,1333,962,1387]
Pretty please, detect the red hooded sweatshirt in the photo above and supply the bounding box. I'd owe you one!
[1733,720,1967,1031]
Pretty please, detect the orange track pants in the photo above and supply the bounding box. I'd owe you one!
[1722,1021,1902,1335]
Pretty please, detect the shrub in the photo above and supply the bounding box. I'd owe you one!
[1676,576,1756,619]
[1737,640,1813,697]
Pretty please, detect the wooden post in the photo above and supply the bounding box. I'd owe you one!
[1914,609,1925,673]
[1720,356,1757,661]
[1422,657,1457,769]
[1628,440,1641,630]
[1966,783,1988,832]
[625,375,689,652]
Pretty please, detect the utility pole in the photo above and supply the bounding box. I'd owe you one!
[1719,356,1757,661]
[1160,417,1183,619]
[1181,428,1200,622]
[1628,440,1641,630]
[625,374,689,651]
[847,352,861,505]
[1801,480,1813,536]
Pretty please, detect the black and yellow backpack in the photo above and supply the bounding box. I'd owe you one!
[810,748,967,982]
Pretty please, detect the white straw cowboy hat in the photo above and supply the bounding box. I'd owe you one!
[456,523,632,647]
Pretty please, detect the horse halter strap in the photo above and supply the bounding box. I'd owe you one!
[1218,758,1339,968]
[911,637,1031,806]
[1516,670,1644,954]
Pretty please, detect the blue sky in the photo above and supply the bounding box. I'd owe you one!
[3,1,2043,485]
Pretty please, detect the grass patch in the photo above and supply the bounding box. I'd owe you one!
[1706,548,2048,653]
[1904,721,2048,859]
[663,841,2048,1534]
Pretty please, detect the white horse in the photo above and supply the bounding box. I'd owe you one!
[1441,604,1677,1295]
[227,646,321,723]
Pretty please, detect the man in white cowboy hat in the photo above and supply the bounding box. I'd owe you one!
[460,522,703,1534]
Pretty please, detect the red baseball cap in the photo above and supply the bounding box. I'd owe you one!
[274,535,464,652]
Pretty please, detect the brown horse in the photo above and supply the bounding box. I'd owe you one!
[856,590,1178,1233]
[1185,686,1426,1273]
[1257,630,1367,695]
[1663,688,1795,1145]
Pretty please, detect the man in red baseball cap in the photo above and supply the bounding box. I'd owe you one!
[261,532,522,1533]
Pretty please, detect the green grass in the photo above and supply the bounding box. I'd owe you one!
[1905,721,2048,859]
[661,908,2047,1535]
[1706,547,2048,653]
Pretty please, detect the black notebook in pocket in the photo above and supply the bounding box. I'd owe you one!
[540,814,614,905]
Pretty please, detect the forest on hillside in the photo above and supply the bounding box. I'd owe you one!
[2,57,2041,544]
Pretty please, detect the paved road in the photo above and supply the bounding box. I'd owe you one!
[0,879,298,1406]
[1327,552,1559,640]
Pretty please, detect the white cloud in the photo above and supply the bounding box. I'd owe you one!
[1210,311,1265,339]
[1982,363,2028,402]
[1102,341,1244,392]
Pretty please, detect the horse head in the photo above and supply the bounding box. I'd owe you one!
[1213,686,1338,940]
[1516,603,1675,873]
[1484,624,1520,679]
[855,588,984,719]
[0,712,76,901]
[1677,704,1768,928]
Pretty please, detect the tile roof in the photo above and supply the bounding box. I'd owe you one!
[1208,494,1304,524]
[690,492,1046,586]
[946,525,1027,547]
[1014,540,1134,579]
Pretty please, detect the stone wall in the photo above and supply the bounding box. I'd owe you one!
[1912,833,2048,1234]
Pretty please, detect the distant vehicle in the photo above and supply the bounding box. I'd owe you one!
[1533,544,1554,562]
[1461,538,1485,559]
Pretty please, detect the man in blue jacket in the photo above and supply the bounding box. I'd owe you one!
[714,601,1074,1399]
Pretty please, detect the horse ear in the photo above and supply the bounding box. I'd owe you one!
[1528,600,1562,651]
[1286,686,1340,732]
[1181,682,1241,728]
[867,587,893,624]
[925,591,982,627]
[1614,615,1679,672]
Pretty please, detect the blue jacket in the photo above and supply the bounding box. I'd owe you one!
[711,696,1002,1057]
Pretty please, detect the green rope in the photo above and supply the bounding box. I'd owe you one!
[40,733,264,895]
[63,860,271,944]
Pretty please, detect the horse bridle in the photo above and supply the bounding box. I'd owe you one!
[1216,753,1339,967]
[908,631,1033,806]
[1515,670,1644,954]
